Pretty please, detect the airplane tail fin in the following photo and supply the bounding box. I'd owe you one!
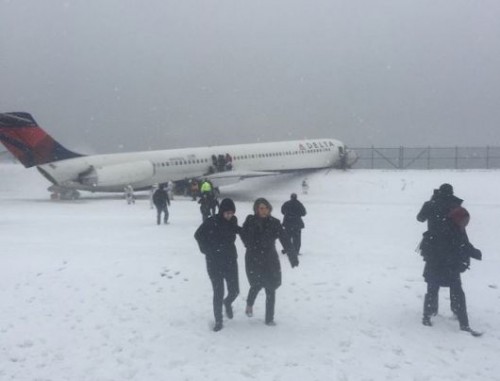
[0,112,83,168]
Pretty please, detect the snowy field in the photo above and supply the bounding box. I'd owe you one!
[0,163,499,381]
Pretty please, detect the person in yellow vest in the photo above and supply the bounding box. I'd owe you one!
[200,179,218,217]
[200,179,213,194]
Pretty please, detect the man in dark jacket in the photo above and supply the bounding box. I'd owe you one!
[241,198,299,326]
[417,183,481,334]
[194,198,241,332]
[153,184,170,225]
[281,193,307,255]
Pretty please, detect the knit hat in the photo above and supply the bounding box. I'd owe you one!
[439,183,454,196]
[253,197,272,214]
[219,198,236,214]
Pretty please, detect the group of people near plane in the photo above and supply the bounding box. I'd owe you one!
[147,178,220,226]
[146,176,308,332]
[131,178,483,335]
[124,181,176,225]
[193,182,483,335]
[194,193,307,331]
[209,153,233,173]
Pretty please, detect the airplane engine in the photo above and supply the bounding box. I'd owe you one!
[78,160,154,187]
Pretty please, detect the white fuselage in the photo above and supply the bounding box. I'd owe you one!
[37,138,349,192]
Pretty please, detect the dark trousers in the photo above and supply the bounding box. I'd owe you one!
[156,206,169,224]
[201,209,210,222]
[247,286,276,323]
[286,228,302,254]
[423,280,469,328]
[208,261,239,323]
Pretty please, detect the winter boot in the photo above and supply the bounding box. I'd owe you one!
[213,321,223,332]
[422,316,432,326]
[460,325,483,337]
[224,301,233,319]
[245,305,253,317]
[423,293,438,318]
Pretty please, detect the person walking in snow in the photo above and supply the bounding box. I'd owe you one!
[199,179,218,218]
[153,184,170,225]
[194,198,241,332]
[301,178,309,195]
[417,183,482,335]
[240,198,299,326]
[281,193,307,255]
[124,184,135,204]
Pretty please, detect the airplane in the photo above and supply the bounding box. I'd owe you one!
[0,112,357,199]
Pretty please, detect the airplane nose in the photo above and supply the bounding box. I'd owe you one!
[346,150,358,167]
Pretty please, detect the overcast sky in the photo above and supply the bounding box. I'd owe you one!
[1,0,500,153]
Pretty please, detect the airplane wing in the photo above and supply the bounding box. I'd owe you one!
[201,170,279,186]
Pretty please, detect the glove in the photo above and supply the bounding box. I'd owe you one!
[470,248,482,261]
[458,261,470,273]
[289,255,299,268]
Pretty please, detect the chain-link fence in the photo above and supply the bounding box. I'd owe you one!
[351,146,500,169]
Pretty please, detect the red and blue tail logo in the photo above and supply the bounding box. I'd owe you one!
[0,112,83,168]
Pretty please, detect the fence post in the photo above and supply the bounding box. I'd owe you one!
[399,146,404,169]
[455,146,459,169]
[486,146,490,169]
[371,145,375,169]
[427,146,431,169]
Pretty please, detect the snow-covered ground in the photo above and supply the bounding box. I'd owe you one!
[0,164,499,381]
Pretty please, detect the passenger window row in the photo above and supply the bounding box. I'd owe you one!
[152,147,332,168]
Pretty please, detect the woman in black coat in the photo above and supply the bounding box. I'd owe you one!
[194,198,241,332]
[240,198,299,325]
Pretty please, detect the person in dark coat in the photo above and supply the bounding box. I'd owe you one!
[240,198,299,325]
[152,184,170,225]
[198,193,212,222]
[194,198,241,332]
[417,183,481,333]
[281,193,307,255]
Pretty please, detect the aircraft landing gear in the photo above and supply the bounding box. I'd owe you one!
[49,187,80,200]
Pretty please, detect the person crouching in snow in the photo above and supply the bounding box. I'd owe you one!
[240,198,299,326]
[194,198,241,332]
